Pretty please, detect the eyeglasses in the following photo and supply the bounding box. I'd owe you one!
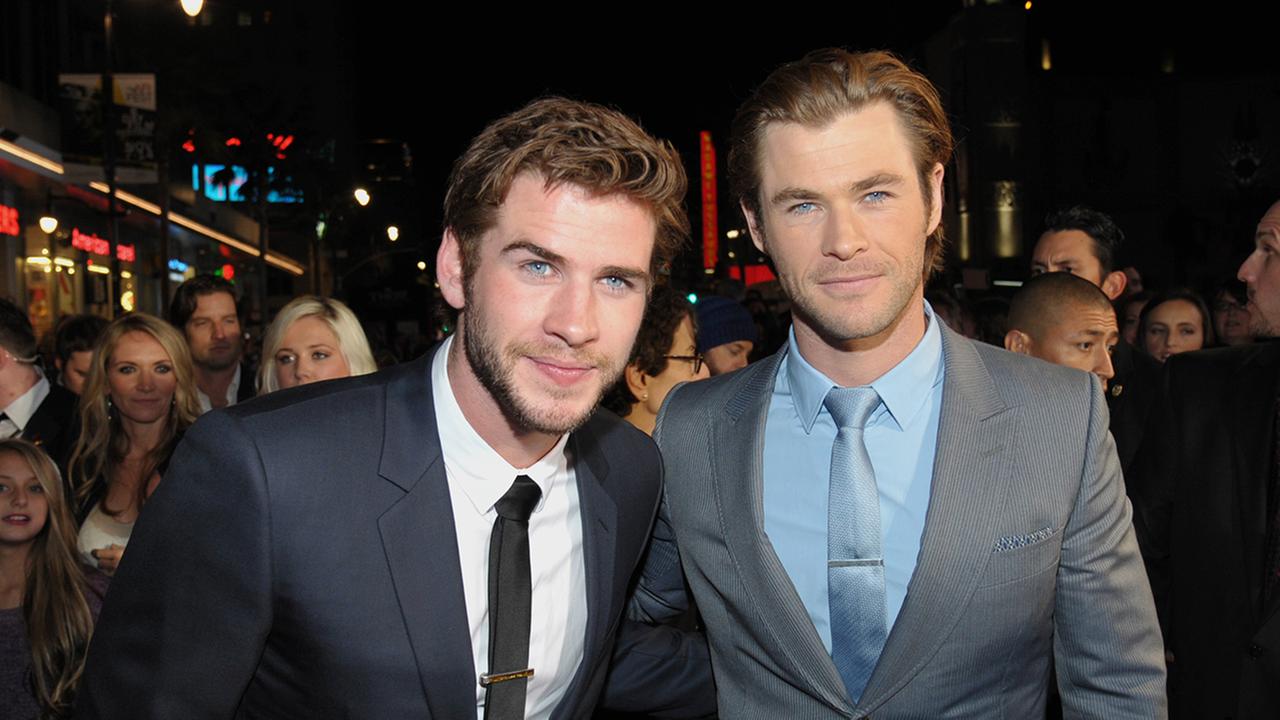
[664,353,704,375]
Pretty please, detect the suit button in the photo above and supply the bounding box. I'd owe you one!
[1248,643,1266,658]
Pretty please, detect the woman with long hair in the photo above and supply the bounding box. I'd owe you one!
[1,438,107,718]
[1138,289,1216,363]
[70,314,201,574]
[257,296,377,394]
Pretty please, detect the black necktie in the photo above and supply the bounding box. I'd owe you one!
[483,475,542,719]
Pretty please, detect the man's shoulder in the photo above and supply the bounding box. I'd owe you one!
[36,381,77,417]
[1166,342,1280,385]
[662,353,779,419]
[225,355,426,426]
[962,333,1096,402]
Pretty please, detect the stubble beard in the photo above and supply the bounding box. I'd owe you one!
[461,303,621,437]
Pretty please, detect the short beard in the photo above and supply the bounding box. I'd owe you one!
[462,308,617,437]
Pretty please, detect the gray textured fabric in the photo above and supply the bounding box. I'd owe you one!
[633,322,1167,719]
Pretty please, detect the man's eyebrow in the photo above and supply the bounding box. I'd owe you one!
[500,240,567,266]
[767,173,906,208]
[600,265,651,286]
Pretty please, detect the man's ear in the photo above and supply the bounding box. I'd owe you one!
[1100,270,1128,301]
[437,228,466,311]
[624,363,649,403]
[925,162,945,236]
[1004,329,1033,355]
[741,200,767,256]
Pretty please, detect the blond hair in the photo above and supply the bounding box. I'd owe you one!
[258,296,377,394]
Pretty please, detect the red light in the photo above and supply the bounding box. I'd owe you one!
[278,135,294,150]
[219,245,233,259]
[181,139,196,153]
[221,263,235,280]
[0,205,19,236]
[225,137,241,147]
[276,152,286,160]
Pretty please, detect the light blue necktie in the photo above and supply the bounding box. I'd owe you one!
[824,386,885,703]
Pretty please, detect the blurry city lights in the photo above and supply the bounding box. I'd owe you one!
[121,271,133,279]
[416,261,427,271]
[315,220,327,238]
[387,225,400,242]
[726,229,739,239]
[53,258,74,267]
[121,291,136,312]
[39,215,58,234]
[180,0,205,17]
[686,293,698,304]
[353,188,371,207]
[25,256,50,266]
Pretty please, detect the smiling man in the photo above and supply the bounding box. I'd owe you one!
[79,98,706,719]
[631,48,1165,719]
[1004,271,1119,390]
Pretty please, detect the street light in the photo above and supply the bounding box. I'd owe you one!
[39,215,58,234]
[354,188,371,207]
[180,0,204,17]
[386,225,399,242]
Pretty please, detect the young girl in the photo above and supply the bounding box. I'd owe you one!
[0,439,107,719]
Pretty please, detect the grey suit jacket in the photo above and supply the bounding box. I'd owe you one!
[632,322,1166,719]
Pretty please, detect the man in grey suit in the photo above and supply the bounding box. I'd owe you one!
[631,48,1166,718]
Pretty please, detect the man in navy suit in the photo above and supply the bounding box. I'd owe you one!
[78,97,706,719]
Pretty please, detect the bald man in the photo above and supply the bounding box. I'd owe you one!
[1004,272,1119,390]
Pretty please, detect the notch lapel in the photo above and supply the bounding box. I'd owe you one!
[551,424,618,719]
[376,348,476,719]
[713,350,856,715]
[859,326,1017,711]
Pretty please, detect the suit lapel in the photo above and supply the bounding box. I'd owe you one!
[376,348,476,719]
[1232,345,1280,622]
[859,325,1017,710]
[714,349,856,715]
[551,425,617,719]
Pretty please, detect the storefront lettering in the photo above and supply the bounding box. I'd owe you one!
[72,228,135,262]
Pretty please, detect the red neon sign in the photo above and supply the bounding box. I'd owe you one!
[0,204,19,237]
[699,132,719,270]
[72,228,135,262]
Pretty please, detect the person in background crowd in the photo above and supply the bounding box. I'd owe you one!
[257,296,377,394]
[1144,198,1280,717]
[70,314,201,575]
[694,295,757,376]
[53,315,108,396]
[1031,206,1159,493]
[1120,291,1151,347]
[1211,279,1254,347]
[636,48,1164,718]
[0,438,107,719]
[168,275,252,413]
[1004,272,1118,390]
[1137,289,1214,363]
[0,299,79,478]
[602,285,710,435]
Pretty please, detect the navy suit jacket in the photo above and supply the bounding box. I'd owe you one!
[77,348,703,718]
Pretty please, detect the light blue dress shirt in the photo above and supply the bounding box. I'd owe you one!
[763,305,945,651]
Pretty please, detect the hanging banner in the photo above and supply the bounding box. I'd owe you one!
[57,73,157,185]
[700,131,718,270]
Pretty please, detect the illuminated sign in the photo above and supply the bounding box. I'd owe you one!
[72,228,136,262]
[728,264,777,286]
[191,165,303,204]
[700,132,718,269]
[0,204,19,236]
[168,259,189,272]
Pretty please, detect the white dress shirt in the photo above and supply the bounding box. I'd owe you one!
[196,364,241,414]
[0,371,50,438]
[432,336,587,720]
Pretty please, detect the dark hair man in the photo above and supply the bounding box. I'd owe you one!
[1146,199,1280,717]
[632,48,1165,718]
[168,273,250,411]
[1031,206,1160,488]
[0,299,78,475]
[80,98,708,718]
[53,313,108,395]
[1004,272,1119,390]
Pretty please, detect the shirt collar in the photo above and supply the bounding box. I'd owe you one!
[2,370,50,431]
[431,335,567,517]
[785,301,945,433]
[196,365,242,413]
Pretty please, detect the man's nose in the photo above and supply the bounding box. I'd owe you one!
[821,205,869,261]
[545,281,599,347]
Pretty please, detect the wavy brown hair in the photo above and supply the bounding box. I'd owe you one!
[69,313,202,514]
[2,438,94,718]
[443,96,689,281]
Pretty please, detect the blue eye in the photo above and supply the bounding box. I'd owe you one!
[525,261,552,277]
[790,202,817,215]
[602,276,632,291]
[865,191,890,204]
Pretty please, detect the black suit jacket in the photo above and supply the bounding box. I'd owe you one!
[1145,343,1280,717]
[23,381,78,478]
[1107,338,1160,486]
[77,349,704,718]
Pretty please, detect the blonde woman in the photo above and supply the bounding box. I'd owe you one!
[257,296,376,394]
[70,314,201,574]
[0,438,108,718]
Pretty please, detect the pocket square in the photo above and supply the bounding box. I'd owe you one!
[993,527,1056,552]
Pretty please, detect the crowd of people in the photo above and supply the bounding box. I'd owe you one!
[0,46,1275,720]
